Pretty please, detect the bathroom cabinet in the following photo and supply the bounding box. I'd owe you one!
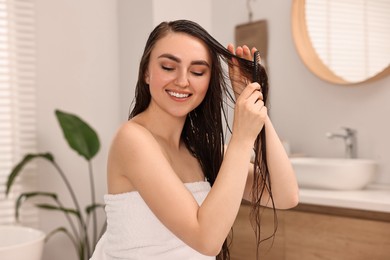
[229,202,390,260]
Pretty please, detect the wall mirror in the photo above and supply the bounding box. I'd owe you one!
[292,0,390,85]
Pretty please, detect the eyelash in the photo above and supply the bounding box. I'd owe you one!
[162,65,174,71]
[191,71,204,76]
[161,66,204,76]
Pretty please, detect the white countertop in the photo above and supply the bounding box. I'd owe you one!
[299,184,390,213]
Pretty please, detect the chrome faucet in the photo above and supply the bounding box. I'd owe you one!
[326,127,357,158]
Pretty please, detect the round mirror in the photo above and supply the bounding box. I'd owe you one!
[292,0,390,85]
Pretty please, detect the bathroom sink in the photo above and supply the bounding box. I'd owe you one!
[0,225,45,260]
[290,157,377,190]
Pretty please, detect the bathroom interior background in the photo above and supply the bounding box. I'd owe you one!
[34,0,389,259]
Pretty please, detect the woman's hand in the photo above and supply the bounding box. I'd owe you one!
[227,44,259,100]
[232,81,267,146]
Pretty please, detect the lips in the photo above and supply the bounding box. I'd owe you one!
[166,90,191,99]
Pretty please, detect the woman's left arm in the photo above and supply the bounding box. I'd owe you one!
[227,43,299,209]
[242,116,299,209]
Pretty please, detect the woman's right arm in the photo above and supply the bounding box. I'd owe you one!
[109,83,265,256]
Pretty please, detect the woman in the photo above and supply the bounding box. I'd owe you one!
[91,19,298,260]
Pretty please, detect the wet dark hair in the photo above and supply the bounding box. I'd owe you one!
[129,19,274,260]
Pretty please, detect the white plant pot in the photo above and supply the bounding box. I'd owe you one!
[0,225,45,260]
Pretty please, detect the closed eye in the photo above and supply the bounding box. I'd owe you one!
[191,71,204,76]
[162,65,174,71]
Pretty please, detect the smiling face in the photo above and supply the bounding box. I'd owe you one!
[145,32,212,119]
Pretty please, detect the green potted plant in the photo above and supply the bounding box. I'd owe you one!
[5,109,105,260]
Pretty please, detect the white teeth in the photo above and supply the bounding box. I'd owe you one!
[167,91,190,98]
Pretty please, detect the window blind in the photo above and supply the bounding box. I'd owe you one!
[305,0,390,82]
[0,0,38,227]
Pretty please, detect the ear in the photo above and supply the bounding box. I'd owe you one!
[144,71,150,84]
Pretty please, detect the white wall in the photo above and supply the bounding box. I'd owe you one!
[152,0,212,30]
[36,0,120,259]
[118,0,152,121]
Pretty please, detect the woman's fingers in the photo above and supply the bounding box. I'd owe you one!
[239,82,261,100]
[251,92,264,107]
[234,45,251,60]
[227,44,263,99]
[227,44,239,75]
[235,46,243,58]
[227,44,247,97]
[247,91,265,113]
[242,45,252,60]
[239,82,265,114]
[233,83,267,143]
[228,44,258,63]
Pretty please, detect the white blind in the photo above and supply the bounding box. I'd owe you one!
[306,0,390,82]
[0,0,38,227]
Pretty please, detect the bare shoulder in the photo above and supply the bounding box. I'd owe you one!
[110,121,161,163]
[112,120,157,150]
[107,121,164,193]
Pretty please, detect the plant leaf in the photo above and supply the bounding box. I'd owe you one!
[36,203,81,220]
[85,203,105,215]
[6,153,54,196]
[55,109,100,161]
[15,192,58,221]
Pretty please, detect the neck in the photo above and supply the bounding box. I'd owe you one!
[133,104,187,149]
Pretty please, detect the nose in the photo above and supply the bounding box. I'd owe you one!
[174,70,189,88]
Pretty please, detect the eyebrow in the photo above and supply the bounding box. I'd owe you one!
[158,53,210,68]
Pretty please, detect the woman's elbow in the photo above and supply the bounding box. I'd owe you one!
[287,191,300,209]
[194,237,223,256]
[199,245,222,257]
[276,191,300,209]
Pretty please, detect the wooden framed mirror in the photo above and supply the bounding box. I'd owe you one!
[291,0,390,85]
